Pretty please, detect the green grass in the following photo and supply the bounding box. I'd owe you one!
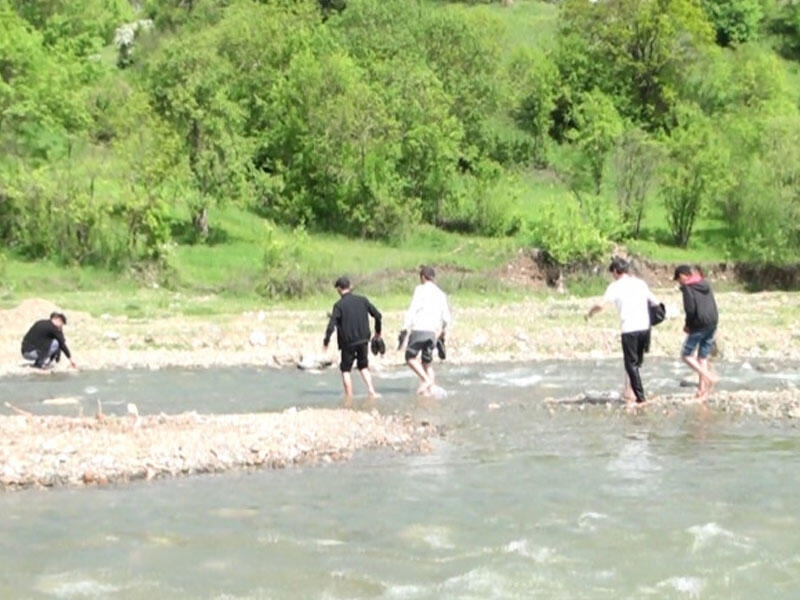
[453,0,558,53]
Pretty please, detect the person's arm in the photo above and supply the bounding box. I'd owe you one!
[682,287,696,331]
[587,286,613,320]
[585,302,605,320]
[323,304,340,349]
[440,295,452,339]
[53,327,77,368]
[367,299,382,337]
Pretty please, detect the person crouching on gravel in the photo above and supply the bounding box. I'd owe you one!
[21,311,77,370]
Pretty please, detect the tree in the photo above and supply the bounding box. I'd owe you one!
[557,0,714,130]
[702,0,762,46]
[612,127,662,237]
[566,89,624,196]
[660,104,728,247]
[147,29,248,239]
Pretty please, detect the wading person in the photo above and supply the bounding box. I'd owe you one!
[674,264,719,398]
[21,312,77,370]
[586,257,659,405]
[400,265,451,396]
[323,276,382,400]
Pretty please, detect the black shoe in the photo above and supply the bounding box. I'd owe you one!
[370,336,386,356]
[436,337,446,360]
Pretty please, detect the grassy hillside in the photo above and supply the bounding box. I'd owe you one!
[3,0,800,317]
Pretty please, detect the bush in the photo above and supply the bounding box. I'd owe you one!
[522,195,612,267]
[256,224,328,299]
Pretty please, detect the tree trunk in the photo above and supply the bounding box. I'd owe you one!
[193,206,209,239]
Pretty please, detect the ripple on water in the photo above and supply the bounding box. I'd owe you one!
[480,371,543,388]
[503,539,559,564]
[36,573,120,598]
[654,575,705,599]
[687,522,753,554]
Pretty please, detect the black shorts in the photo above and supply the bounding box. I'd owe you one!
[405,331,436,364]
[340,343,369,372]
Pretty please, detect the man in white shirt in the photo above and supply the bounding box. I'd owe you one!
[401,265,451,395]
[586,257,659,404]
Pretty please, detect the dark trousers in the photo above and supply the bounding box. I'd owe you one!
[621,330,650,402]
[22,339,61,368]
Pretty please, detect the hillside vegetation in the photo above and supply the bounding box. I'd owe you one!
[2,0,800,306]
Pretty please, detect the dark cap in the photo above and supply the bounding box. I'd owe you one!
[419,265,436,280]
[333,276,350,290]
[50,311,67,325]
[608,257,629,274]
[673,264,693,281]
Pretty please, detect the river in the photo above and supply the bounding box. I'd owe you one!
[1,359,798,598]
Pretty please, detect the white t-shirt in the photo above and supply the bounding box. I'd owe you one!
[403,281,451,333]
[603,274,656,333]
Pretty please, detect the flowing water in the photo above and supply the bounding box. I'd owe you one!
[1,359,799,599]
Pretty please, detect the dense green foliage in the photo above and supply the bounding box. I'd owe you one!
[2,0,800,297]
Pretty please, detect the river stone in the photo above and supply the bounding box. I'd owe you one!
[297,355,333,370]
[249,330,267,346]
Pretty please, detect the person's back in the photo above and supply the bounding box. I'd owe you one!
[332,292,380,349]
[603,274,653,333]
[682,278,718,332]
[21,319,57,354]
[404,280,450,333]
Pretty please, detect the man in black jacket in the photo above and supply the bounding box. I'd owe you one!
[21,312,77,370]
[674,265,719,398]
[323,277,382,399]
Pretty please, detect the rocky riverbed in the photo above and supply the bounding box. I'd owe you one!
[2,292,799,492]
[0,408,439,491]
[2,289,799,377]
[547,389,800,420]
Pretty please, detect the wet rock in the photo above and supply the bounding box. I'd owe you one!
[249,330,267,346]
[297,355,333,371]
[272,353,297,367]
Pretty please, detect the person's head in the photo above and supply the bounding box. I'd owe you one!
[608,257,629,279]
[333,276,351,296]
[419,265,436,283]
[50,311,67,328]
[673,264,693,285]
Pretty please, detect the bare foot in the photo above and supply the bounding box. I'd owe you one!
[368,391,382,400]
[704,374,718,397]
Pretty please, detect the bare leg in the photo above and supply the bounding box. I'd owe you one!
[683,355,718,399]
[423,363,435,388]
[341,371,354,399]
[407,357,432,394]
[359,368,380,399]
[623,375,636,403]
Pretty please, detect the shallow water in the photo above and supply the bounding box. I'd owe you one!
[1,360,799,598]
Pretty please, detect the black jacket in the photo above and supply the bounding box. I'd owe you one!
[21,319,72,359]
[681,280,718,332]
[324,292,382,349]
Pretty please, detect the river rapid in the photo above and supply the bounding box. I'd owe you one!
[1,359,799,598]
